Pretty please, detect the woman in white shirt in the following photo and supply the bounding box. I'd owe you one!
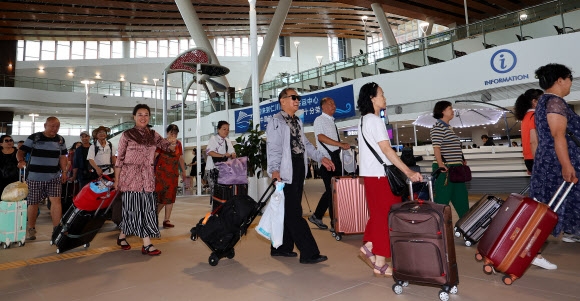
[205,121,236,184]
[357,82,422,277]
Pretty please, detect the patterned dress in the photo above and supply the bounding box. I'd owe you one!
[155,140,182,204]
[530,93,580,236]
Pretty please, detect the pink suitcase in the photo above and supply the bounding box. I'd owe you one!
[330,176,368,241]
[475,181,573,285]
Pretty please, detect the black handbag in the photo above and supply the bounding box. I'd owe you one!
[448,165,472,183]
[360,117,407,196]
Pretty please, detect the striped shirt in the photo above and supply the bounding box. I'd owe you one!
[20,132,67,181]
[430,119,463,163]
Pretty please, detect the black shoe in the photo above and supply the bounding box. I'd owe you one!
[308,215,328,230]
[300,254,328,264]
[271,250,298,257]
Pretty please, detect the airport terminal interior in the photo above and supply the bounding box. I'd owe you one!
[1,0,580,300]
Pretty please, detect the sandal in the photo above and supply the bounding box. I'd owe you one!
[373,263,392,278]
[141,244,161,256]
[358,245,375,269]
[117,237,131,250]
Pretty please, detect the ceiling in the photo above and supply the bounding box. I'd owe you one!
[0,0,544,41]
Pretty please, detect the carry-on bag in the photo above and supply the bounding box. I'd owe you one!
[211,183,248,211]
[190,180,276,266]
[390,176,459,301]
[330,176,367,241]
[475,181,573,285]
[0,168,28,248]
[454,194,504,246]
[51,175,117,254]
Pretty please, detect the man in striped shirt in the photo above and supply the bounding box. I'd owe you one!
[17,116,68,240]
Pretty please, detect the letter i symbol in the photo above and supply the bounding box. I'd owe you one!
[499,54,506,69]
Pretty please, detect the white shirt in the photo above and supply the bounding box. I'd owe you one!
[358,114,391,177]
[87,140,115,175]
[205,134,234,170]
[313,112,339,158]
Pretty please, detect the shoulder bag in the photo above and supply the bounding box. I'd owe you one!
[360,117,407,196]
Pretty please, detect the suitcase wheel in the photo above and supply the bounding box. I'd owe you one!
[450,285,458,294]
[402,281,409,287]
[56,248,61,254]
[1,243,7,249]
[226,249,235,259]
[49,240,54,246]
[464,240,472,247]
[392,283,403,295]
[502,275,514,285]
[474,253,483,261]
[18,241,24,247]
[209,253,219,266]
[330,231,336,238]
[483,264,493,275]
[334,234,342,241]
[83,243,90,248]
[453,227,460,238]
[438,290,449,301]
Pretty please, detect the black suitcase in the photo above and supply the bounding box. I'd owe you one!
[51,192,117,254]
[389,176,459,301]
[453,194,504,246]
[211,183,248,211]
[191,180,275,266]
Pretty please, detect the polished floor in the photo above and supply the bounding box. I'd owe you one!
[1,179,579,301]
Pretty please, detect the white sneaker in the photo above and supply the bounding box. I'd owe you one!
[562,233,580,243]
[531,257,557,270]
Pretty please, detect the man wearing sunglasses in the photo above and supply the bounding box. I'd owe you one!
[266,88,335,264]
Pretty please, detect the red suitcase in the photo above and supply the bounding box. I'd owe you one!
[330,176,368,241]
[476,181,573,285]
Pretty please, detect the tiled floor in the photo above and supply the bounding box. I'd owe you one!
[1,179,579,301]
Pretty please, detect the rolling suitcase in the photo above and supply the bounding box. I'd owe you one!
[190,180,276,266]
[51,176,118,254]
[0,168,28,248]
[390,176,459,301]
[453,194,504,246]
[211,183,248,211]
[475,181,573,285]
[330,176,367,241]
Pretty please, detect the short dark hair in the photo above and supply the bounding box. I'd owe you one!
[514,88,543,120]
[217,120,229,130]
[481,134,489,139]
[357,82,379,116]
[535,63,573,90]
[0,135,11,142]
[278,88,297,103]
[432,101,452,119]
[132,104,151,116]
[166,124,179,133]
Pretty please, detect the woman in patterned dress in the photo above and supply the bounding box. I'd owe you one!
[114,104,176,256]
[530,63,580,243]
[155,124,187,228]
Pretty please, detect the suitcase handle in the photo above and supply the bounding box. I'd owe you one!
[546,181,574,212]
[407,175,434,202]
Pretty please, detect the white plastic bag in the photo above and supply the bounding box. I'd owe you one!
[256,182,285,248]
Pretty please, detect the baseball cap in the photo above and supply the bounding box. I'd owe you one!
[80,131,90,137]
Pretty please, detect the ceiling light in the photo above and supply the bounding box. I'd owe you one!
[519,14,528,21]
[38,66,44,72]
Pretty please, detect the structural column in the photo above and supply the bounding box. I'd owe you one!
[371,3,397,47]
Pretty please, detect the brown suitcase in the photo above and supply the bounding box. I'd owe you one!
[389,177,459,300]
[330,176,368,241]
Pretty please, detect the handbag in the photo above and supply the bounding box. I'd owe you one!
[360,117,407,196]
[448,165,472,183]
[215,156,248,185]
[256,182,285,248]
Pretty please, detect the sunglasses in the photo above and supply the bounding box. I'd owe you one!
[3,139,13,142]
[284,94,301,101]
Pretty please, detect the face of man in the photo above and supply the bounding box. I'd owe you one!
[43,118,61,138]
[322,98,336,116]
[80,134,91,145]
[280,89,300,116]
[96,130,107,141]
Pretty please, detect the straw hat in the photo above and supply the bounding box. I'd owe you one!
[92,126,111,139]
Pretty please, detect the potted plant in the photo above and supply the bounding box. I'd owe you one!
[234,121,267,178]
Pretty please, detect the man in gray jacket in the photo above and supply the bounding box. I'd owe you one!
[267,87,335,264]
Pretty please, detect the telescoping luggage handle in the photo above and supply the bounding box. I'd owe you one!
[406,168,443,202]
[544,181,574,213]
[341,146,357,177]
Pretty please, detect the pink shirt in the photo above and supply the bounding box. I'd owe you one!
[115,128,171,192]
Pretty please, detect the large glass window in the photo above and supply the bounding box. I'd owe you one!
[159,40,169,57]
[179,39,189,53]
[85,41,98,59]
[111,41,123,58]
[135,41,146,58]
[328,37,346,62]
[25,40,41,61]
[168,40,179,57]
[56,41,71,60]
[17,41,24,61]
[99,41,111,59]
[41,41,56,60]
[148,40,157,57]
[71,41,84,60]
[278,36,287,57]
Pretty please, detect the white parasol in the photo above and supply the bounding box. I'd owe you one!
[413,108,506,128]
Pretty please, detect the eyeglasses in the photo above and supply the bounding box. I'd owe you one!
[284,94,301,101]
[3,139,13,142]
